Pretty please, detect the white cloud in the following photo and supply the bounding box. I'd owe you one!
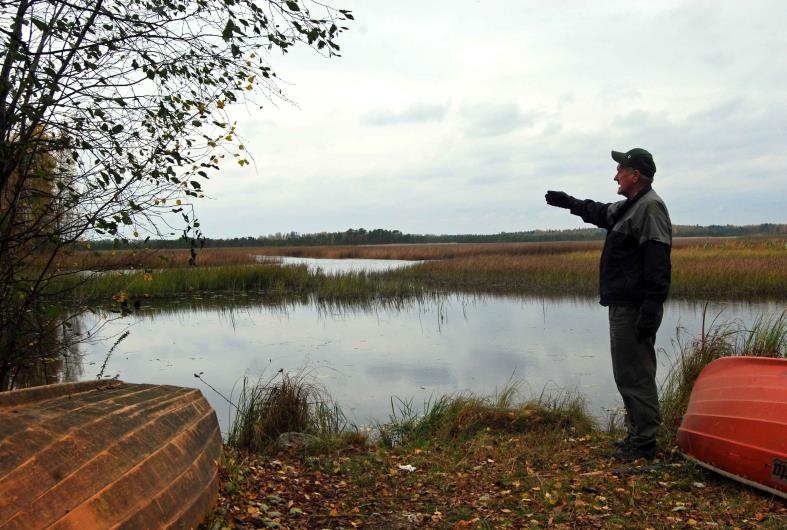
[192,0,787,237]
[362,102,449,126]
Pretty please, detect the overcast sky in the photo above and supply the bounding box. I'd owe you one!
[197,0,787,237]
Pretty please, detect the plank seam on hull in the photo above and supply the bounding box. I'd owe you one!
[0,384,174,439]
[692,383,787,393]
[163,466,220,530]
[689,398,787,405]
[680,452,787,501]
[0,387,199,486]
[31,384,157,413]
[0,381,127,408]
[109,419,222,530]
[682,412,787,428]
[0,391,205,528]
[679,427,787,458]
[44,402,217,529]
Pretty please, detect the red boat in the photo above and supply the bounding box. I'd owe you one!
[677,356,787,499]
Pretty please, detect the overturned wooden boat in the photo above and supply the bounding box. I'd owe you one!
[0,380,222,529]
[677,356,787,499]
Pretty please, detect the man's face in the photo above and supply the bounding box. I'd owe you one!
[614,164,638,197]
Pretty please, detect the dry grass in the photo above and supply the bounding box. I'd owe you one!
[60,236,784,267]
[45,237,787,299]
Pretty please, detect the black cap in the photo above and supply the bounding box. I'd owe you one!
[611,148,656,179]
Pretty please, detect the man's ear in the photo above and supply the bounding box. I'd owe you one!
[632,170,641,183]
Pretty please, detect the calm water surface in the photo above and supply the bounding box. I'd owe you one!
[76,292,784,434]
[255,255,423,274]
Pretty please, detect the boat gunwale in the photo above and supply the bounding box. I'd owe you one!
[680,452,787,501]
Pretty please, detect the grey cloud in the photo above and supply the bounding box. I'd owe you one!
[461,102,536,138]
[598,83,642,105]
[541,122,562,136]
[701,52,733,69]
[362,102,448,126]
[688,98,744,122]
[557,93,575,108]
[611,99,787,165]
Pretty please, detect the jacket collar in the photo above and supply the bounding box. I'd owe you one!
[613,185,653,222]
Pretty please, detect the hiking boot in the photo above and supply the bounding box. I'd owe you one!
[611,436,632,450]
[610,444,656,462]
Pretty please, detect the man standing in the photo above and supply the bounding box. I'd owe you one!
[545,148,671,461]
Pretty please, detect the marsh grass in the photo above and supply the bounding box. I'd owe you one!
[226,371,594,456]
[741,311,787,355]
[659,309,787,444]
[54,262,424,304]
[47,237,787,300]
[227,372,352,453]
[377,380,594,447]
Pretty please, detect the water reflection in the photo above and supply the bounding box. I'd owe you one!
[2,315,86,390]
[255,255,423,274]
[74,294,785,433]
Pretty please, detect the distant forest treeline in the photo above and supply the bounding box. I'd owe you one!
[90,224,787,250]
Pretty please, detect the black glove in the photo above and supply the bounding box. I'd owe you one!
[636,300,663,340]
[545,190,576,209]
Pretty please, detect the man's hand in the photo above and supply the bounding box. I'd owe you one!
[636,300,663,340]
[545,190,575,209]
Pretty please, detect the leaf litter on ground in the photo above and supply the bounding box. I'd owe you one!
[203,430,786,529]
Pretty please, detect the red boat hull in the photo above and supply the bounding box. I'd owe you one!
[677,356,787,499]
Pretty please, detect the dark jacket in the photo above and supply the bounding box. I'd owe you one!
[569,187,672,306]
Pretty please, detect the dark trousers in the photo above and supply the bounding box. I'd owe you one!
[608,304,662,448]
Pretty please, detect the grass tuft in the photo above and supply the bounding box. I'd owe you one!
[227,372,350,453]
[377,381,594,447]
[659,309,787,445]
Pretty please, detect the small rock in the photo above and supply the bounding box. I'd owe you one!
[276,432,318,448]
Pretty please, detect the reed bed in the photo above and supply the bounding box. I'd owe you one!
[56,236,781,270]
[57,263,423,304]
[43,237,787,300]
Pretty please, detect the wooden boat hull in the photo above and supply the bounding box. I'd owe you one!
[0,380,222,529]
[677,356,787,499]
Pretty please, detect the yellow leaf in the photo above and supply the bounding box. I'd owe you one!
[216,100,225,109]
[197,102,205,113]
[176,199,182,205]
[687,519,697,526]
[329,508,339,517]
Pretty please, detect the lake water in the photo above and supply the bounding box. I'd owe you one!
[74,291,784,435]
[254,255,424,274]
